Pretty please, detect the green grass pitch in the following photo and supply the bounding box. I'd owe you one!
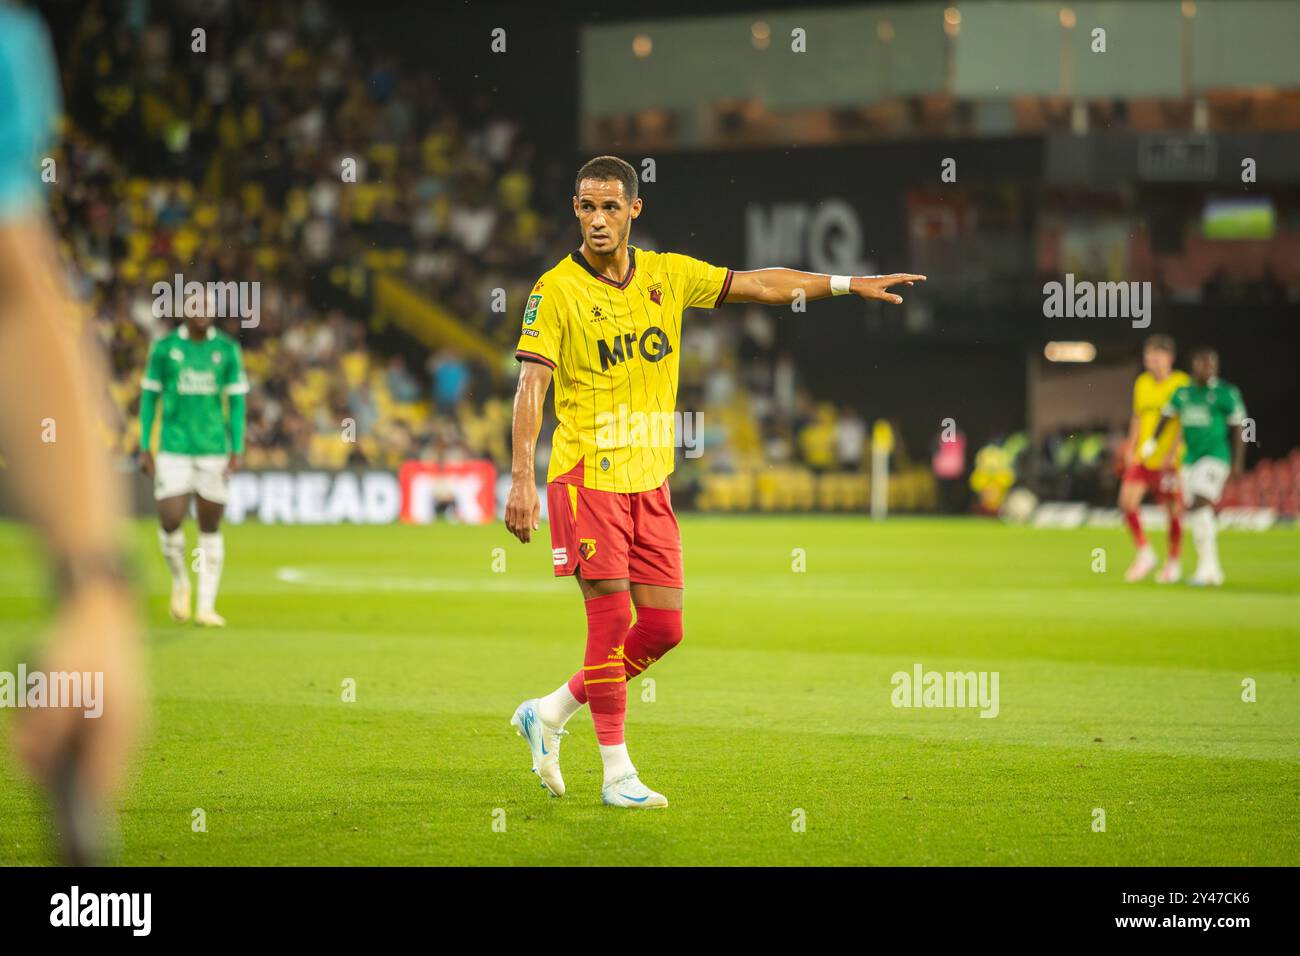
[0,516,1296,866]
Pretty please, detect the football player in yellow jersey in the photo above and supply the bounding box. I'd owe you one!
[1120,335,1190,583]
[504,155,925,808]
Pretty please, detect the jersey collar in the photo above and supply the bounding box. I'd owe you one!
[178,325,216,341]
[570,246,636,290]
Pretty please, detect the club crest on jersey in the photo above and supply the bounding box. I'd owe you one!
[579,538,598,561]
[523,293,543,325]
[648,283,663,305]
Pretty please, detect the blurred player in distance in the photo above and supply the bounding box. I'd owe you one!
[504,155,924,808]
[138,309,248,627]
[1145,349,1247,586]
[0,4,143,864]
[1120,335,1189,583]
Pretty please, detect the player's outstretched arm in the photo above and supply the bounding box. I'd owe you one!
[724,269,925,306]
[505,360,552,544]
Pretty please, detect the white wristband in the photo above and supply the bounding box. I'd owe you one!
[830,275,852,296]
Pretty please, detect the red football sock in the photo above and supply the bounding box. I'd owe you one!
[567,668,586,704]
[1167,513,1182,559]
[567,606,684,703]
[1124,510,1147,548]
[622,606,684,679]
[579,591,631,745]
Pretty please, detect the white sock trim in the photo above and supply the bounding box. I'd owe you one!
[159,527,187,584]
[196,532,225,613]
[538,682,583,728]
[599,743,636,785]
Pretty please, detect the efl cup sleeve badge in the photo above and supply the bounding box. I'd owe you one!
[523,293,543,325]
[579,538,598,561]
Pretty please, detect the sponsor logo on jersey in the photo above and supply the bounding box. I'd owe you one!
[597,326,673,372]
[523,293,543,325]
[177,367,220,395]
[520,327,539,337]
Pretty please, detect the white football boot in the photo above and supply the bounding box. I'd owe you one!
[169,578,192,622]
[1155,561,1181,584]
[601,772,668,809]
[510,699,566,797]
[194,609,226,627]
[1188,566,1225,587]
[1124,546,1158,583]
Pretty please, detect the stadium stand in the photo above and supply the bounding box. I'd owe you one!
[50,0,924,508]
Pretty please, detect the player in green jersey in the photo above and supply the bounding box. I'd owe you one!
[1145,348,1247,586]
[139,312,248,625]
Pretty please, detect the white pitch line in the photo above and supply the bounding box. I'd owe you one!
[275,567,562,594]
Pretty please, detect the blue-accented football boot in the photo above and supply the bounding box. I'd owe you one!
[510,699,566,797]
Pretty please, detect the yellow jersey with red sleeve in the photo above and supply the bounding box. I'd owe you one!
[514,246,732,494]
[1133,369,1190,469]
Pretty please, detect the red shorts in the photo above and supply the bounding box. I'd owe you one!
[547,480,683,588]
[1123,462,1180,502]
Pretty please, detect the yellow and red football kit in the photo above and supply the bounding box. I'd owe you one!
[515,245,731,588]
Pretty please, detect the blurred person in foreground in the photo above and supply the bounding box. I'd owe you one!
[0,4,143,864]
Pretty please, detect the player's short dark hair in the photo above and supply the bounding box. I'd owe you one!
[574,156,638,202]
[1143,334,1176,355]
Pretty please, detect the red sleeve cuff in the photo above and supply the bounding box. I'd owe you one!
[712,269,734,308]
[515,350,556,369]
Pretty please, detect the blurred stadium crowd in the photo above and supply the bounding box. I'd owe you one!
[44,0,1297,516]
[51,0,941,511]
[56,0,536,472]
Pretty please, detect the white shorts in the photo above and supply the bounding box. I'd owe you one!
[1182,457,1230,506]
[154,453,230,504]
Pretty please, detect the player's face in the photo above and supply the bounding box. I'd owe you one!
[185,315,212,336]
[574,179,641,256]
[1192,352,1218,384]
[1143,347,1172,378]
